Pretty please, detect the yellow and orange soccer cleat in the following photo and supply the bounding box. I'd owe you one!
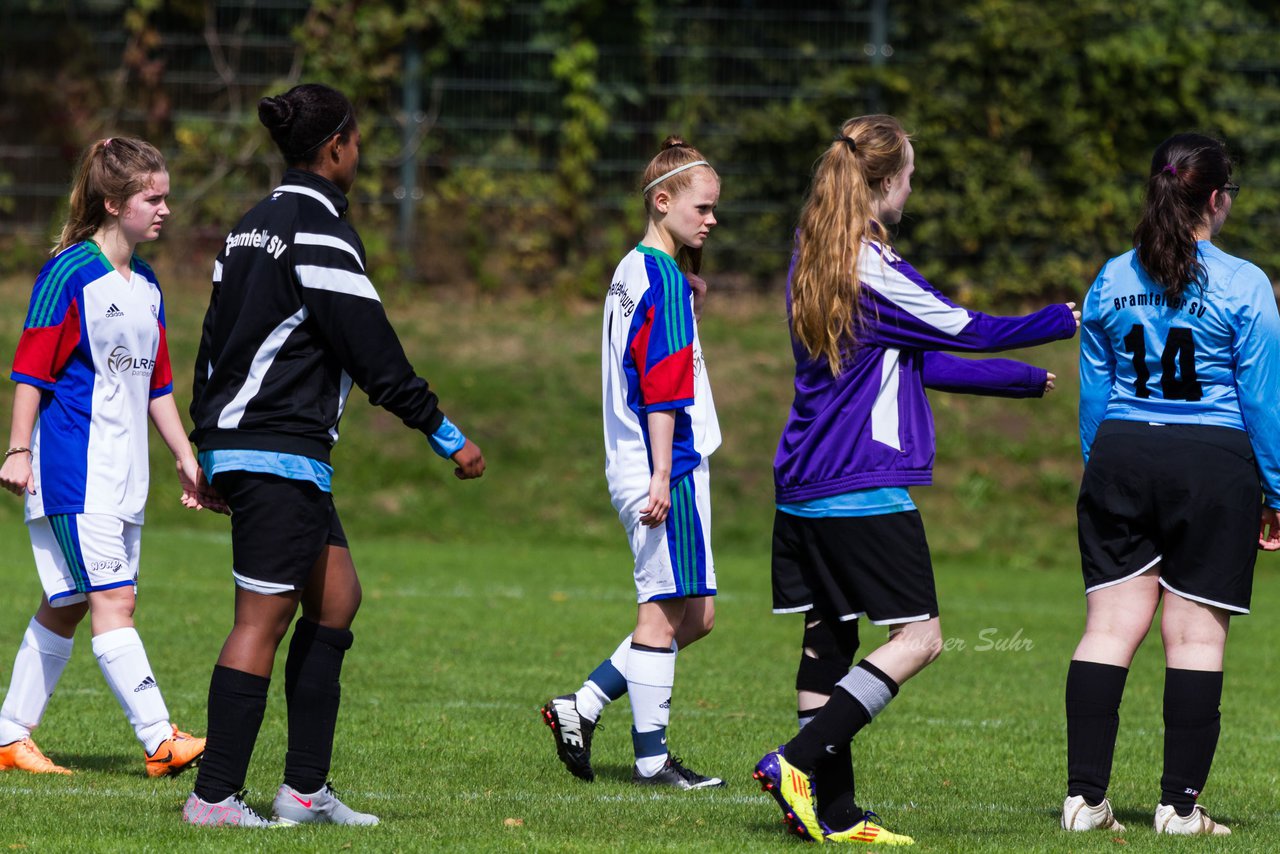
[825,811,915,846]
[753,748,824,842]
[145,725,206,778]
[0,737,72,775]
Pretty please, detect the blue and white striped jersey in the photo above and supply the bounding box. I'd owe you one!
[12,241,171,523]
[602,244,719,509]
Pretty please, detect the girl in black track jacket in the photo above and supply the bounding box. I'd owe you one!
[183,83,485,828]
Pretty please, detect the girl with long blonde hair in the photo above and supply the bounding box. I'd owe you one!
[753,115,1079,844]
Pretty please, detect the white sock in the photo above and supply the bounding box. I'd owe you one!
[575,634,633,721]
[91,627,171,754]
[627,644,676,777]
[0,618,74,745]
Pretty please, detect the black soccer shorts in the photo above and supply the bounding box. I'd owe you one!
[212,470,348,594]
[772,508,939,625]
[1078,420,1261,613]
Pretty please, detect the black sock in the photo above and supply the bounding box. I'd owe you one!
[816,742,862,830]
[193,665,270,803]
[1160,668,1223,817]
[1065,660,1128,806]
[798,706,861,831]
[283,619,353,793]
[785,661,898,772]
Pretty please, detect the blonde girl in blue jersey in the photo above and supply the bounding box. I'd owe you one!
[0,138,213,778]
[541,137,725,790]
[1061,133,1280,837]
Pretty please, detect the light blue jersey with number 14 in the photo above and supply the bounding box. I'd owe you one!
[1079,240,1280,507]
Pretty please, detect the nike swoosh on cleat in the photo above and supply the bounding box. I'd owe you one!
[290,793,313,808]
[149,751,173,764]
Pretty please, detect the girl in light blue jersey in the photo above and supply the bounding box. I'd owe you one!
[1062,133,1280,837]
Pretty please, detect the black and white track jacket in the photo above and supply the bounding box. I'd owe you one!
[190,169,445,463]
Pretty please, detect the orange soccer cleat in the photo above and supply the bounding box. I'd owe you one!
[145,725,206,778]
[0,737,72,775]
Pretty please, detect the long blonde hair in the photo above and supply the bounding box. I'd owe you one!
[54,137,167,255]
[791,115,911,375]
[641,136,718,274]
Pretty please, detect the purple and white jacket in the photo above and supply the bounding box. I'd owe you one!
[774,241,1078,503]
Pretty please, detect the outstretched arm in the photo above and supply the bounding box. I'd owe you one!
[857,246,1079,353]
[921,351,1055,399]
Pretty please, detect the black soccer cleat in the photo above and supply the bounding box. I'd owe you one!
[633,755,725,790]
[540,695,597,782]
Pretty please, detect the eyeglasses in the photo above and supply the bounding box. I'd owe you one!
[1223,182,1240,200]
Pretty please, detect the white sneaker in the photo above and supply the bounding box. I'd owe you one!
[182,791,276,827]
[1062,795,1126,831]
[273,782,380,826]
[1153,803,1230,835]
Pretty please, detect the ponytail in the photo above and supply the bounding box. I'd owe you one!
[791,115,910,375]
[1133,133,1232,298]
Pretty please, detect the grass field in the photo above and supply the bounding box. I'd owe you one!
[3,272,1280,851]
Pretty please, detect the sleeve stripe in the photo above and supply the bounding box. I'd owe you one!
[30,249,81,327]
[653,255,688,356]
[296,265,382,302]
[31,248,97,329]
[663,258,679,355]
[212,259,223,283]
[858,244,971,336]
[296,232,364,271]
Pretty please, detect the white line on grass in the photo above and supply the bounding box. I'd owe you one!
[435,699,733,718]
[391,584,747,602]
[1,784,761,807]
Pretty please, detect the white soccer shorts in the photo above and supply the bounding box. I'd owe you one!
[616,459,716,603]
[29,514,141,606]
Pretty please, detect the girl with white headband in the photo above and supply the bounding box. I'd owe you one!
[541,137,725,790]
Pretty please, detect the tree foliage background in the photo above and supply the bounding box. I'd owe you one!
[2,0,1279,305]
